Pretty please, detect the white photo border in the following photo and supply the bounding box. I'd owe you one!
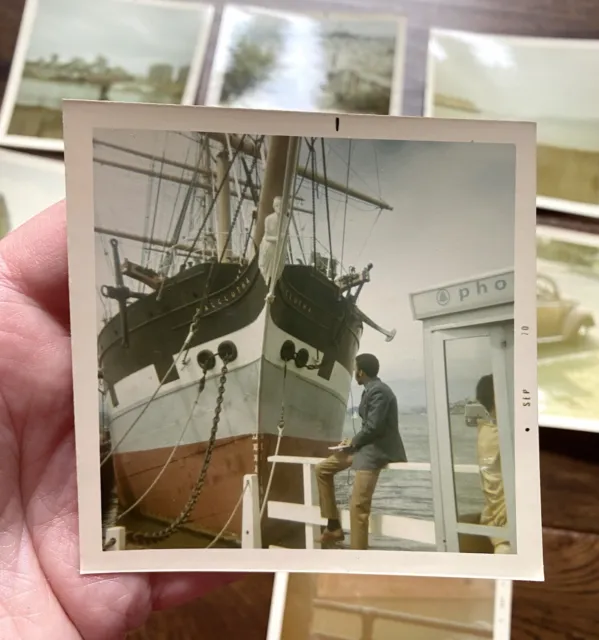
[537,223,599,433]
[265,572,514,640]
[0,0,215,153]
[63,100,543,579]
[204,4,407,116]
[423,27,599,220]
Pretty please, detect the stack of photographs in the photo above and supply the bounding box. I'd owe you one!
[204,6,407,115]
[424,29,599,220]
[536,224,599,432]
[267,573,513,640]
[15,5,599,633]
[0,0,215,151]
[62,100,542,589]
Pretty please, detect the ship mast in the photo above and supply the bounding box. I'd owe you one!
[253,137,291,247]
[215,149,232,261]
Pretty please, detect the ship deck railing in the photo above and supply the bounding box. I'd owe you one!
[103,456,485,552]
[255,455,483,551]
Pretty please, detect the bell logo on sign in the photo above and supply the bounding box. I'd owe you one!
[436,288,450,306]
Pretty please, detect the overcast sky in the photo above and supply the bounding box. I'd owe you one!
[0,151,64,231]
[93,130,515,388]
[25,0,208,75]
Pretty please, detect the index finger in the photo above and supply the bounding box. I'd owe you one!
[0,199,69,329]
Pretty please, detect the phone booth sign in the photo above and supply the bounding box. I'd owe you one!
[410,269,516,554]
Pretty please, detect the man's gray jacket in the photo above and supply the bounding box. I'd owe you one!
[350,377,407,470]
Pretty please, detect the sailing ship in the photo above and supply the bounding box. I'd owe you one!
[96,132,396,548]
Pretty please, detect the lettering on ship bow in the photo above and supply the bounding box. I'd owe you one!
[204,276,252,314]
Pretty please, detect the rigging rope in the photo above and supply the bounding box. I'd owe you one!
[99,307,202,467]
[320,138,334,278]
[115,367,209,522]
[205,479,249,549]
[259,362,287,520]
[181,135,247,264]
[217,151,259,263]
[127,359,231,545]
[340,140,352,273]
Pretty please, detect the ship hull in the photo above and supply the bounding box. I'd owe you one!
[101,261,363,548]
[110,354,349,547]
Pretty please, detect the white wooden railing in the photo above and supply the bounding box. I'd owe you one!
[254,455,481,551]
[102,455,483,552]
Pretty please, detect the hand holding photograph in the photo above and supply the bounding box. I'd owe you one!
[0,0,214,151]
[425,29,599,218]
[205,5,406,115]
[63,100,542,579]
[267,572,513,640]
[537,223,599,432]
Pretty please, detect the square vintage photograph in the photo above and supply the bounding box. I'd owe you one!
[425,29,599,218]
[205,6,406,115]
[0,0,214,151]
[0,149,65,239]
[268,572,512,640]
[537,224,599,432]
[63,102,541,577]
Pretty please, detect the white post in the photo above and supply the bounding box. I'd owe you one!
[104,526,126,551]
[242,474,262,549]
[303,463,320,549]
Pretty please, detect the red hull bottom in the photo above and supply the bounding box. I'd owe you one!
[114,433,335,548]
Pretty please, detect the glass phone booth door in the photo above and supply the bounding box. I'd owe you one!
[432,323,517,554]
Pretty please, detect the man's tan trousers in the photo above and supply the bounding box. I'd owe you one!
[315,452,381,550]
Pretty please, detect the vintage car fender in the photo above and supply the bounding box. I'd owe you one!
[563,307,595,340]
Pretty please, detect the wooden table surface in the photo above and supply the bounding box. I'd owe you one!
[3,0,599,638]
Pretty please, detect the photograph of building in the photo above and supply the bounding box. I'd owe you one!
[537,225,599,432]
[205,7,405,115]
[92,128,521,558]
[425,29,599,217]
[272,573,512,640]
[0,148,65,237]
[0,0,213,150]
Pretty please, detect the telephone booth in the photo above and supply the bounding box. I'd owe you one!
[410,269,517,553]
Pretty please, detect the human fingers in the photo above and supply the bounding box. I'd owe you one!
[0,199,69,329]
[148,572,246,612]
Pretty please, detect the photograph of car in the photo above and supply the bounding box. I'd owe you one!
[537,273,595,344]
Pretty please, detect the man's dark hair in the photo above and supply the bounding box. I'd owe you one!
[356,353,380,378]
[476,374,495,413]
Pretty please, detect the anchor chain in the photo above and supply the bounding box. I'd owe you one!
[126,360,230,546]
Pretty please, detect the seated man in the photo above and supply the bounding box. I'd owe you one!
[315,353,407,550]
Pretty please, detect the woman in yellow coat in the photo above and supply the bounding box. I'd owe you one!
[475,374,511,554]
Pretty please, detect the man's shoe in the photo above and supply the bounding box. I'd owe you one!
[318,528,345,547]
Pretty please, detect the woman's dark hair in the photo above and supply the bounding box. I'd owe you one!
[356,353,380,378]
[476,374,495,413]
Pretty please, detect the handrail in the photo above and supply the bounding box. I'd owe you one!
[267,454,480,474]
[313,598,493,638]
